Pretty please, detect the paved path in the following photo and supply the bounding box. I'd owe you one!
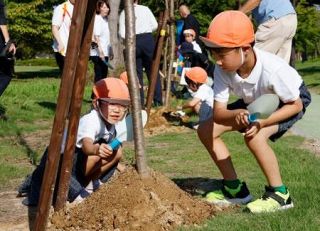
[291,93,320,141]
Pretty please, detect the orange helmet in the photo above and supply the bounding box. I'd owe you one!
[200,10,254,48]
[93,77,130,106]
[183,29,196,38]
[119,71,141,88]
[119,71,128,84]
[185,67,207,84]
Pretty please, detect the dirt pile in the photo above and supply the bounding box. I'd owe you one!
[145,107,191,136]
[50,167,217,231]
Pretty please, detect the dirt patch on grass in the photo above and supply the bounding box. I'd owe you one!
[145,107,192,136]
[50,167,217,231]
[302,139,320,157]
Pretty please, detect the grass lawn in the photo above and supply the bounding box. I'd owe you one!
[0,58,319,230]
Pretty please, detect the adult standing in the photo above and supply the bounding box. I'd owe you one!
[119,0,163,107]
[178,4,202,48]
[0,0,16,105]
[90,0,113,83]
[52,0,75,73]
[239,0,297,63]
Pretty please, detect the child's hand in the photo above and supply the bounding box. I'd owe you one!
[244,121,261,138]
[97,143,113,159]
[235,111,250,127]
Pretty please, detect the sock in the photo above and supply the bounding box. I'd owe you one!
[85,179,101,193]
[273,185,287,194]
[223,179,241,189]
[73,188,90,203]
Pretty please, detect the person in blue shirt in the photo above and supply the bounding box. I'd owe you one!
[239,0,297,63]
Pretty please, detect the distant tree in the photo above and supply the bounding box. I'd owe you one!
[6,0,59,58]
[3,0,320,61]
[295,0,320,60]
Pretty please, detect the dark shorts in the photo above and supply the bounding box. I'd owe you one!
[227,82,311,142]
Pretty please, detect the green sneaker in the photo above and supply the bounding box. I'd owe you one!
[246,186,294,213]
[206,181,252,206]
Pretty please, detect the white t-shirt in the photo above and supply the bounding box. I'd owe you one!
[191,84,214,122]
[52,1,74,53]
[192,84,214,108]
[76,109,115,148]
[119,4,158,39]
[90,14,111,57]
[214,48,303,104]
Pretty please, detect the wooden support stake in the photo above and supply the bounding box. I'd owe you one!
[146,9,168,115]
[33,0,90,230]
[54,0,97,210]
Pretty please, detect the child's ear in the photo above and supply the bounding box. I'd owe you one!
[242,45,251,53]
[92,99,98,109]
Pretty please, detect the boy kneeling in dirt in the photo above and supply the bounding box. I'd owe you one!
[19,77,130,205]
[179,67,213,129]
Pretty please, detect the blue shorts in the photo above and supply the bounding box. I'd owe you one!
[227,82,311,142]
[199,103,213,123]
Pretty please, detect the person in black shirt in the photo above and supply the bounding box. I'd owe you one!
[178,4,203,49]
[0,0,16,118]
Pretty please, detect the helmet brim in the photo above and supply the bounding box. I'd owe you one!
[199,36,222,48]
[99,98,131,106]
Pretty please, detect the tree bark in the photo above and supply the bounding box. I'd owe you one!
[165,0,175,107]
[124,0,149,178]
[109,0,123,72]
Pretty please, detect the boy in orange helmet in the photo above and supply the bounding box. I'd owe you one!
[198,11,311,213]
[20,77,131,205]
[180,67,213,127]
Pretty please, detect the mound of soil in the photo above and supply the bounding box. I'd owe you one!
[145,107,191,136]
[50,167,217,231]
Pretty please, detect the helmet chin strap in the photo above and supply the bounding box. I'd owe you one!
[239,48,245,66]
[96,100,111,125]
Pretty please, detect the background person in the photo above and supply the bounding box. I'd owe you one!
[90,0,113,83]
[180,67,213,128]
[183,29,202,53]
[52,0,75,73]
[178,4,201,45]
[239,0,297,63]
[119,0,163,107]
[0,0,16,119]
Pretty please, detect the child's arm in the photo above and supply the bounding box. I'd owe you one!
[81,137,113,159]
[214,101,248,126]
[244,98,303,137]
[183,97,201,109]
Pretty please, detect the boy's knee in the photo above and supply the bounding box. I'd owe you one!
[244,133,267,146]
[114,149,123,161]
[197,119,213,139]
[88,155,101,164]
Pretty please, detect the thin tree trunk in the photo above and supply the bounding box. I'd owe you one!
[109,0,123,72]
[162,30,169,84]
[165,0,175,107]
[124,0,149,178]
